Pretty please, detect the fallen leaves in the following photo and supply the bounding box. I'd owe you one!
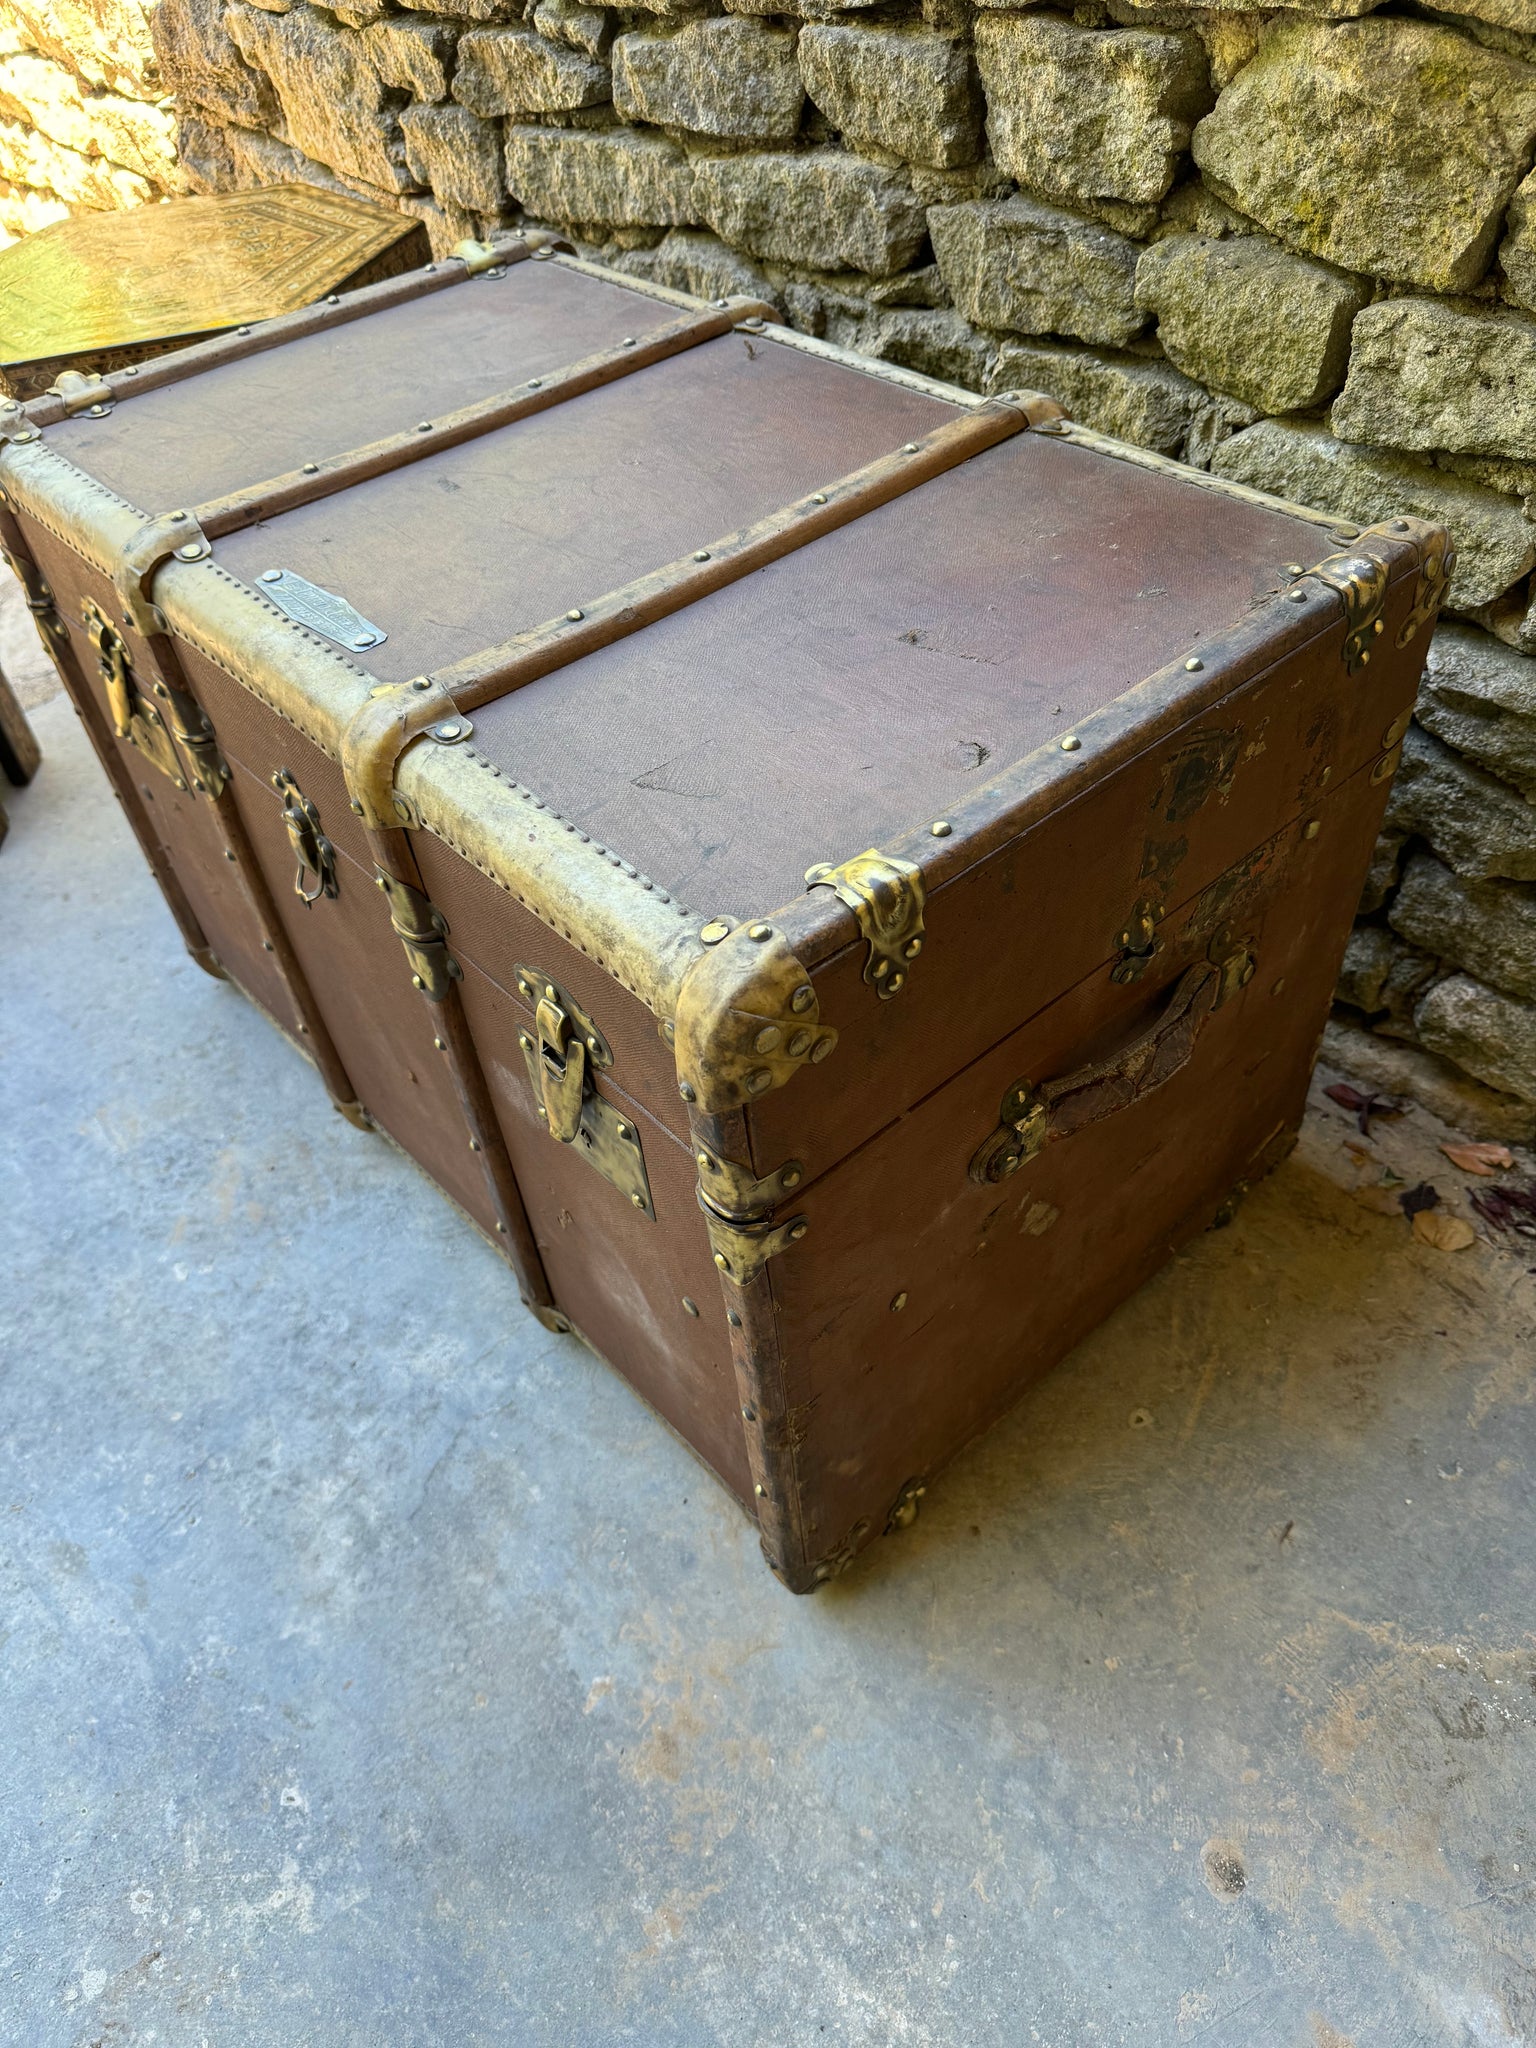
[1399,1182,1440,1218]
[1439,1141,1516,1176]
[1469,1181,1536,1240]
[1324,1081,1405,1137]
[1412,1210,1476,1252]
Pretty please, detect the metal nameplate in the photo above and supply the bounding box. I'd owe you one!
[255,567,387,652]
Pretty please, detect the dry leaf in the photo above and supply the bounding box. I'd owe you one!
[1353,1185,1404,1217]
[1412,1209,1476,1252]
[1440,1141,1515,1176]
[1324,1081,1404,1136]
[1399,1181,1441,1218]
[1470,1181,1536,1239]
[1342,1139,1374,1168]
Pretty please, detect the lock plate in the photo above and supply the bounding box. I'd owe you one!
[515,966,653,1219]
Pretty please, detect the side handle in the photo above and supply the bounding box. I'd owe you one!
[969,951,1252,1186]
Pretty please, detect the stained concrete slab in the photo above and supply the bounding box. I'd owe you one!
[4,615,1536,2046]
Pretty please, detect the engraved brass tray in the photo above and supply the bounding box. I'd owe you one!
[0,185,429,401]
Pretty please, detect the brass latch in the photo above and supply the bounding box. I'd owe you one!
[273,769,338,904]
[82,596,229,797]
[806,849,926,999]
[48,368,113,416]
[375,869,461,1001]
[699,1196,808,1286]
[515,966,654,1218]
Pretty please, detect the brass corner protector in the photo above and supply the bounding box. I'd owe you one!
[805,849,926,1000]
[340,676,458,829]
[673,922,836,1114]
[115,509,213,638]
[1308,546,1391,674]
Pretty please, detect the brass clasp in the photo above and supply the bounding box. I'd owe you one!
[806,849,926,999]
[273,769,338,905]
[532,986,587,1143]
[514,966,653,1217]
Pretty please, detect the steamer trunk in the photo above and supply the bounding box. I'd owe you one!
[2,236,1451,1589]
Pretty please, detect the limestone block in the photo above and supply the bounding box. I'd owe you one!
[628,226,779,306]
[395,0,521,21]
[1332,299,1536,463]
[693,148,926,276]
[1180,389,1260,472]
[1,0,160,99]
[0,173,70,235]
[532,0,613,60]
[0,114,154,206]
[1358,827,1408,915]
[975,12,1209,206]
[858,305,995,389]
[1502,167,1536,312]
[1384,725,1536,884]
[362,18,455,102]
[928,193,1147,347]
[1335,926,1442,1035]
[504,124,697,226]
[613,19,802,144]
[1191,17,1536,293]
[225,4,414,192]
[989,336,1204,454]
[1392,851,1536,1003]
[1417,624,1536,802]
[1133,231,1366,413]
[1415,974,1536,1104]
[401,103,503,214]
[798,25,981,172]
[152,0,278,132]
[1321,1015,1536,1143]
[1335,925,1397,1016]
[455,28,609,115]
[0,47,177,184]
[1209,421,1535,612]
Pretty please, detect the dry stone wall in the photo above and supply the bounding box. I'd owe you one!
[0,0,180,235]
[12,0,1536,1131]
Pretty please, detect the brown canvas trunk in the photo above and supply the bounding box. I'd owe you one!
[2,234,1451,1590]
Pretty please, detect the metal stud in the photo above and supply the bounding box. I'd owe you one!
[260,568,282,584]
[679,1081,697,1103]
[1286,562,1304,575]
[748,923,772,941]
[621,336,635,346]
[326,294,339,304]
[812,493,827,505]
[175,543,204,561]
[700,918,731,945]
[1288,589,1308,603]
[630,1193,646,1209]
[809,1038,833,1064]
[1303,820,1321,840]
[781,1167,802,1189]
[693,550,710,562]
[469,1138,481,1152]
[566,608,583,622]
[931,820,952,837]
[417,421,432,432]
[890,1291,907,1312]
[728,1312,742,1329]
[683,1297,700,1316]
[1060,735,1081,752]
[754,1483,767,1498]
[755,1026,781,1052]
[302,463,319,475]
[903,442,918,453]
[789,1222,808,1241]
[1184,657,1203,672]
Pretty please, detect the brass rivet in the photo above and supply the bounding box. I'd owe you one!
[812,493,827,505]
[741,1403,754,1419]
[748,923,772,941]
[566,608,583,622]
[683,1297,700,1316]
[809,1037,833,1064]
[700,918,731,944]
[495,1221,506,1233]
[680,1082,697,1102]
[417,420,432,432]
[616,1122,630,1140]
[174,540,203,559]
[873,958,890,980]
[755,1025,781,1052]
[434,1037,446,1050]
[1184,657,1203,672]
[697,1151,713,1171]
[787,1029,811,1057]
[782,1166,802,1188]
[1271,977,1286,996]
[728,1312,743,1329]
[791,984,814,1013]
[931,820,952,837]
[262,940,274,952]
[693,550,710,562]
[904,938,922,959]
[903,442,918,453]
[1286,562,1304,575]
[630,1193,645,1208]
[713,1251,729,1271]
[789,1222,808,1241]
[1288,589,1308,603]
[527,379,541,389]
[622,336,635,345]
[237,325,250,336]
[1320,765,1333,785]
[754,1483,766,1498]
[412,974,424,989]
[469,1138,481,1152]
[746,1068,773,1093]
[302,462,318,474]
[326,293,339,304]
[890,1291,907,1312]
[1303,820,1321,840]
[224,849,237,862]
[1060,735,1081,752]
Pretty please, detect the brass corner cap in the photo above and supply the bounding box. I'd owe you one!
[674,922,835,1114]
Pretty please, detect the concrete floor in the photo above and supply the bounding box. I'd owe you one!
[4,602,1536,2047]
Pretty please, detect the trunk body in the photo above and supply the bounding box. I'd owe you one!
[1,240,1449,1588]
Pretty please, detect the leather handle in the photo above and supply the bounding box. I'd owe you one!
[970,956,1246,1185]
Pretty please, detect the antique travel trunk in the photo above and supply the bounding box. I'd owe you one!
[1,234,1450,1589]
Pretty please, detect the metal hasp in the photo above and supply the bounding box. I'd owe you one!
[375,868,461,1001]
[1313,552,1391,672]
[82,596,224,794]
[273,769,338,905]
[699,1199,808,1287]
[1110,896,1165,985]
[805,849,926,999]
[515,966,654,1219]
